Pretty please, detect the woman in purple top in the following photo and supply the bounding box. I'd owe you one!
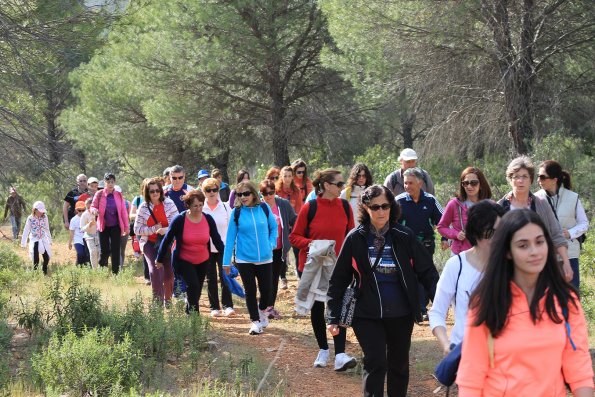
[91,173,129,274]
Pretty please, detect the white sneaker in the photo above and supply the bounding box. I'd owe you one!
[313,349,329,367]
[224,307,236,317]
[334,353,357,372]
[210,309,221,318]
[259,310,269,328]
[249,321,263,335]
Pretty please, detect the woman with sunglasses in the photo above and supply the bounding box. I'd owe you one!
[497,156,572,282]
[227,168,250,207]
[259,179,297,319]
[134,177,179,305]
[265,166,281,183]
[437,167,492,255]
[223,181,278,335]
[202,177,235,317]
[429,201,504,355]
[290,169,357,371]
[291,159,313,202]
[340,163,373,228]
[535,160,588,289]
[326,185,439,396]
[456,210,593,396]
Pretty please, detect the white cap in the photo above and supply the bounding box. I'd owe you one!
[88,177,99,184]
[398,148,418,161]
[33,201,46,214]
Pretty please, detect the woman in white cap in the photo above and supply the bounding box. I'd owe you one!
[21,201,52,274]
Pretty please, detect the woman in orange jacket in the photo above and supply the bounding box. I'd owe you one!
[456,209,593,396]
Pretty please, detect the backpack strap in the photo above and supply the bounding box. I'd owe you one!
[563,306,577,351]
[233,206,241,226]
[305,198,350,238]
[234,202,269,227]
[453,254,463,307]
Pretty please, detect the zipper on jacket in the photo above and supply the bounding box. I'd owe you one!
[250,209,261,260]
[391,246,409,292]
[369,253,384,319]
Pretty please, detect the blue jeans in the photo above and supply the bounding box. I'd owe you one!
[74,243,88,265]
[10,215,21,240]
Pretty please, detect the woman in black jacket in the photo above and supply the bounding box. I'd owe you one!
[327,185,439,397]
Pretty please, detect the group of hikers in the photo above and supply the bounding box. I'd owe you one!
[4,149,592,396]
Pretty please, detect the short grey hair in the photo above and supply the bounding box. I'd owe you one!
[163,167,172,177]
[76,174,87,182]
[506,156,534,182]
[170,165,184,174]
[403,167,424,181]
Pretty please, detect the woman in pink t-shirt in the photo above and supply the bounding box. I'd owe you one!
[156,190,224,314]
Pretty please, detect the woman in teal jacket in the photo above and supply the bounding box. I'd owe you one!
[223,181,278,335]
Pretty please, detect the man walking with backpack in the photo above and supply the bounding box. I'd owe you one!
[384,148,435,196]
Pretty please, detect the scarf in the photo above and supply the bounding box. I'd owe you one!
[369,222,389,254]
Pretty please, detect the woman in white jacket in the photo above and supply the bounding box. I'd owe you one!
[21,201,52,275]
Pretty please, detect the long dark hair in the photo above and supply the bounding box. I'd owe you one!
[539,160,572,190]
[346,163,373,189]
[470,209,577,336]
[358,185,400,226]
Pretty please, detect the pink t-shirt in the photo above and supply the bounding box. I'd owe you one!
[271,203,282,250]
[178,215,210,264]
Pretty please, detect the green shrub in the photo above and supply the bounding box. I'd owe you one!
[33,327,141,396]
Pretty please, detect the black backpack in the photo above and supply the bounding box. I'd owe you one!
[233,202,270,226]
[305,198,351,237]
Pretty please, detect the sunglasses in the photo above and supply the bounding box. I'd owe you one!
[328,181,345,189]
[262,191,275,196]
[148,189,160,194]
[269,176,279,180]
[357,173,366,178]
[537,174,551,181]
[368,203,391,211]
[461,180,480,187]
[76,209,85,213]
[296,170,305,175]
[204,188,219,193]
[171,176,184,180]
[236,191,252,197]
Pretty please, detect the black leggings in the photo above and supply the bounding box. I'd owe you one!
[99,225,121,274]
[175,258,209,314]
[311,300,346,354]
[207,252,233,310]
[269,249,283,307]
[236,262,272,322]
[33,241,50,275]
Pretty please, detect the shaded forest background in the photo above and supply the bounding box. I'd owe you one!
[1,0,593,227]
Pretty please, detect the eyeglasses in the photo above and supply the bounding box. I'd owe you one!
[510,175,530,181]
[236,191,252,197]
[204,188,219,193]
[296,170,305,175]
[368,203,391,211]
[148,189,160,194]
[328,181,345,189]
[461,180,480,187]
[262,191,275,196]
[171,176,184,180]
[537,174,551,181]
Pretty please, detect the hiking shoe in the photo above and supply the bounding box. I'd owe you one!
[280,278,288,290]
[249,321,263,335]
[267,307,281,320]
[259,310,269,328]
[313,349,329,367]
[210,309,222,318]
[223,307,236,317]
[334,353,357,372]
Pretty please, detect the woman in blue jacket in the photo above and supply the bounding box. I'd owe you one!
[156,190,224,314]
[223,181,278,335]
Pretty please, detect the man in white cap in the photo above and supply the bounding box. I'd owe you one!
[384,148,435,196]
[63,174,89,229]
[3,186,27,240]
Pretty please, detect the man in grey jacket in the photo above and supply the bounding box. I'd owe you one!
[384,148,435,196]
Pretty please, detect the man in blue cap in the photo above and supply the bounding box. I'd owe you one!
[197,169,209,190]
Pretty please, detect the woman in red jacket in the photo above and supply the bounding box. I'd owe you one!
[289,168,356,371]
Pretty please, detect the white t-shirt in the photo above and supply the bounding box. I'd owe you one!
[428,250,483,345]
[69,215,85,245]
[202,200,230,253]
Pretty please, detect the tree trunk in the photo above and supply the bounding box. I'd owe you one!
[45,90,63,165]
[400,112,416,148]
